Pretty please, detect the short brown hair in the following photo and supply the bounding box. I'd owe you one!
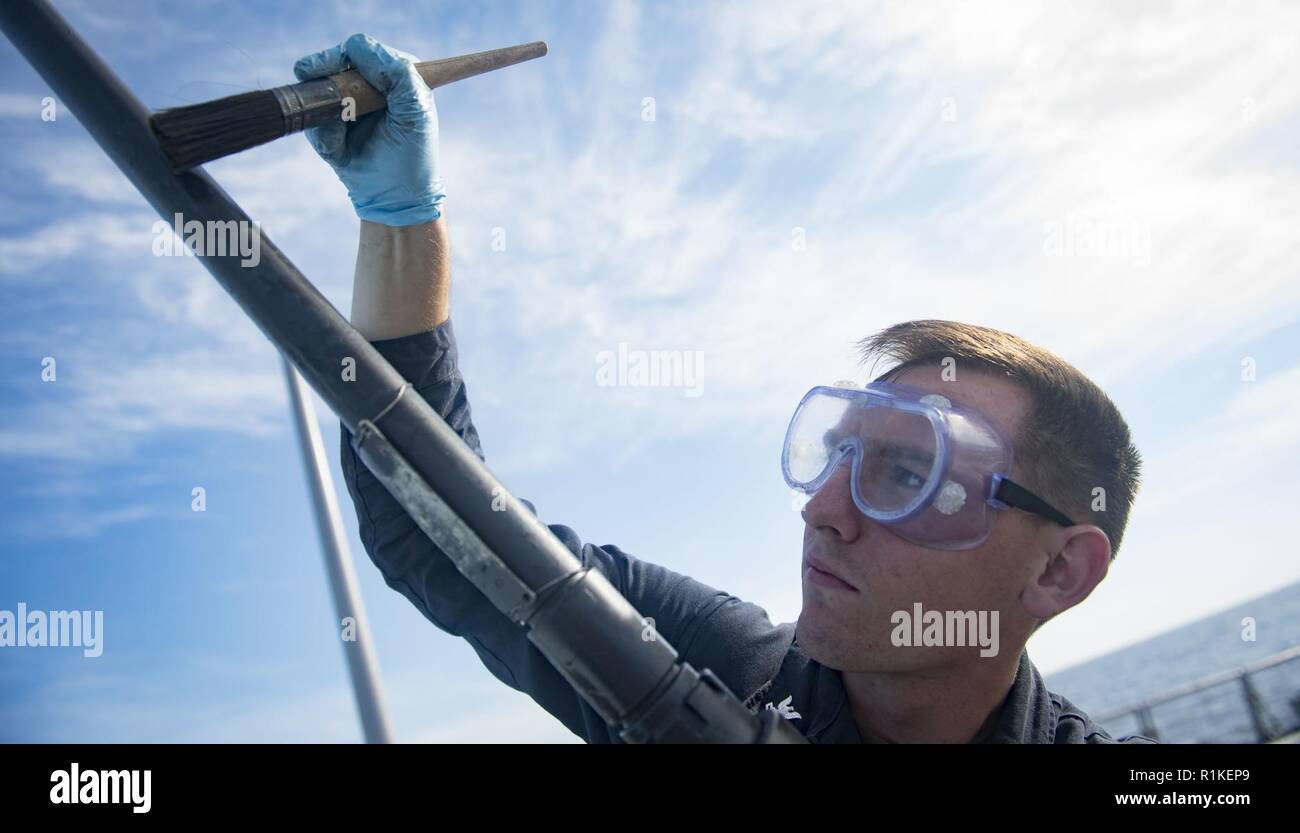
[856,320,1142,559]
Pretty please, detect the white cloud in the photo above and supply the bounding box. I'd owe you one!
[0,211,151,274]
[0,346,285,461]
[10,504,161,540]
[0,92,52,119]
[25,0,1298,472]
[4,0,1299,740]
[25,140,147,205]
[422,0,1300,482]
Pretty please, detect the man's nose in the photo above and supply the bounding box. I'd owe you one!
[800,455,862,542]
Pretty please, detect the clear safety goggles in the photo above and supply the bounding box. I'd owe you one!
[782,382,1076,550]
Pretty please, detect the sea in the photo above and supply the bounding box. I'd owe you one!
[1043,580,1300,743]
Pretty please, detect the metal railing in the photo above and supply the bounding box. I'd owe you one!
[1096,645,1300,743]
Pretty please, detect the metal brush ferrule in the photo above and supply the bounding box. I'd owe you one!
[271,78,344,135]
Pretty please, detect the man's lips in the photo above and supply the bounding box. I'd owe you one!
[803,555,859,592]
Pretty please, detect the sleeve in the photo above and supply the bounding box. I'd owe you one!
[338,319,791,743]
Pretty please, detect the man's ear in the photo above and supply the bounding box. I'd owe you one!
[1020,525,1111,621]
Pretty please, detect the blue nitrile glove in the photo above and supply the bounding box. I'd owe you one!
[294,33,445,226]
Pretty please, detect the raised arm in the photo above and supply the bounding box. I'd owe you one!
[292,33,450,339]
[299,34,792,742]
[351,218,450,340]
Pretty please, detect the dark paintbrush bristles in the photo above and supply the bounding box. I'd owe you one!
[150,90,285,172]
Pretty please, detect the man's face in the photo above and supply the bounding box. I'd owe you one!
[795,367,1044,672]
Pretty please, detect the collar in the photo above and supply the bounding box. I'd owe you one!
[753,632,1057,744]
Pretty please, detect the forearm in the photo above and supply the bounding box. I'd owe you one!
[350,216,450,341]
[336,319,782,741]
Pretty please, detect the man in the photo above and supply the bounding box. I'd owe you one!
[300,35,1151,743]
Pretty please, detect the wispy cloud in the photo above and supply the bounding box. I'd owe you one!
[17,1,1294,470]
[9,503,161,540]
[0,346,285,461]
[432,0,1300,475]
[2,0,1298,741]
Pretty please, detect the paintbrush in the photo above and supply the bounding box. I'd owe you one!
[150,40,547,172]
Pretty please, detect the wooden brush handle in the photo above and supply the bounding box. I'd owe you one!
[328,41,547,118]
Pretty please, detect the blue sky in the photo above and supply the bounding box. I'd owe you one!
[1,0,1298,742]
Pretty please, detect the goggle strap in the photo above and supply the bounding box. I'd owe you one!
[990,474,1077,528]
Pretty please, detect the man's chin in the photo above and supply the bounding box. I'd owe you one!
[796,608,900,673]
[795,613,854,670]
